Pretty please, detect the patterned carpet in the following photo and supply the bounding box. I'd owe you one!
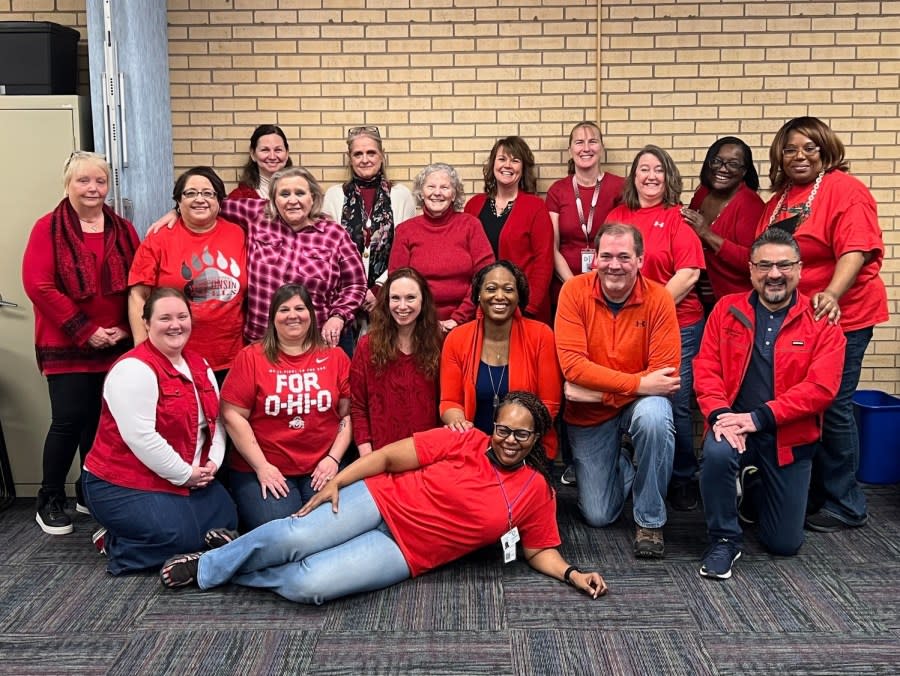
[0,481,898,675]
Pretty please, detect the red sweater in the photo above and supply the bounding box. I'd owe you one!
[22,212,139,375]
[689,184,765,299]
[694,291,846,466]
[464,193,555,323]
[350,335,439,449]
[389,210,495,323]
[439,310,562,458]
[227,183,260,200]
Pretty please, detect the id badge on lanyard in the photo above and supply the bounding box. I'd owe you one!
[574,176,601,273]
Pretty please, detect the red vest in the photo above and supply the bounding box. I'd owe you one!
[85,340,219,495]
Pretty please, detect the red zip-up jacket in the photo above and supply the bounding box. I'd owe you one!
[693,290,846,466]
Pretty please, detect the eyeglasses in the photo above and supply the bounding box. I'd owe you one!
[708,157,744,171]
[181,189,217,200]
[782,144,820,158]
[493,423,535,443]
[348,125,380,140]
[750,259,800,272]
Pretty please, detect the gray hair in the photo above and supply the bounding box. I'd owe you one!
[412,162,465,212]
[750,227,802,260]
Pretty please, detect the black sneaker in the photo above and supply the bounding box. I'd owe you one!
[699,538,742,580]
[36,494,73,535]
[737,466,760,524]
[560,465,577,486]
[74,481,90,515]
[669,480,700,511]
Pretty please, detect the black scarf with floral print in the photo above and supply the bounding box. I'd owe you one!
[340,173,395,288]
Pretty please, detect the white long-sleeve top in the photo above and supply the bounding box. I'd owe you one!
[102,358,225,486]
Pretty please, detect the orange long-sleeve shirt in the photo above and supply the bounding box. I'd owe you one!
[555,272,681,426]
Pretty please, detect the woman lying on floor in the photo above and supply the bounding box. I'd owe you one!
[160,391,607,604]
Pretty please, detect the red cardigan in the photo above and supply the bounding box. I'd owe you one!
[689,183,764,299]
[439,310,562,458]
[464,192,554,323]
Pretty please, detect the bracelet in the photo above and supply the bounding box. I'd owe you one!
[326,454,340,467]
[563,565,581,586]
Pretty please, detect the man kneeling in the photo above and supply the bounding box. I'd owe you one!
[693,228,845,579]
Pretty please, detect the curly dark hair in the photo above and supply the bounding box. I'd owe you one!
[367,268,442,379]
[496,391,555,492]
[470,260,530,312]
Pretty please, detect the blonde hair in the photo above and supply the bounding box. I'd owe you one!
[63,151,110,191]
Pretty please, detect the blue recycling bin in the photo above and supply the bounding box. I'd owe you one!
[852,390,900,485]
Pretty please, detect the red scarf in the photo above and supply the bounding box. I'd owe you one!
[50,198,136,301]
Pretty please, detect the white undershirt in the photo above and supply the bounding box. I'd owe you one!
[103,358,225,486]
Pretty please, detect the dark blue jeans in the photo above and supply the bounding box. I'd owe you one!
[811,327,871,525]
[671,319,704,483]
[699,434,811,556]
[82,470,237,575]
[228,469,315,531]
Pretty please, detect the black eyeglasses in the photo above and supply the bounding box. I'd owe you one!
[750,260,800,272]
[493,423,535,443]
[782,145,820,158]
[708,157,744,171]
[181,189,217,200]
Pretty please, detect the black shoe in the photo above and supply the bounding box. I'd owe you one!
[737,466,760,525]
[669,480,699,511]
[805,511,868,532]
[204,528,239,549]
[560,465,577,486]
[36,494,73,535]
[74,480,90,515]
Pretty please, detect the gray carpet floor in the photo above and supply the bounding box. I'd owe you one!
[1,481,898,675]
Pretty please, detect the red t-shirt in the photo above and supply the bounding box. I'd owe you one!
[545,173,625,302]
[757,170,888,333]
[221,343,351,475]
[128,217,247,371]
[365,427,561,577]
[606,202,706,327]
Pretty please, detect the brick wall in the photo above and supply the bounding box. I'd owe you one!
[3,0,898,391]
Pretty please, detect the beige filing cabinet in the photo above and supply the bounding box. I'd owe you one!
[0,95,92,497]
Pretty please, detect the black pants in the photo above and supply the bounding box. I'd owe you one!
[41,372,106,498]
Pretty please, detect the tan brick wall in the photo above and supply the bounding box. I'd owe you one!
[3,0,899,391]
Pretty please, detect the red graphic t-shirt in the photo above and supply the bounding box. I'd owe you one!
[221,343,351,476]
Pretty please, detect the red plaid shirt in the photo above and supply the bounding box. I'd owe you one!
[220,199,366,341]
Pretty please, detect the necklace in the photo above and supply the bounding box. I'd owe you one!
[767,171,824,227]
[487,362,508,415]
[79,216,104,233]
[489,196,515,218]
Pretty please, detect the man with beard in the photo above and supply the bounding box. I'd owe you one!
[693,228,846,580]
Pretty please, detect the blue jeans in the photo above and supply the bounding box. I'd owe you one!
[699,434,811,556]
[568,396,674,528]
[671,319,704,482]
[228,469,315,531]
[197,480,410,605]
[812,327,872,525]
[82,470,237,575]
